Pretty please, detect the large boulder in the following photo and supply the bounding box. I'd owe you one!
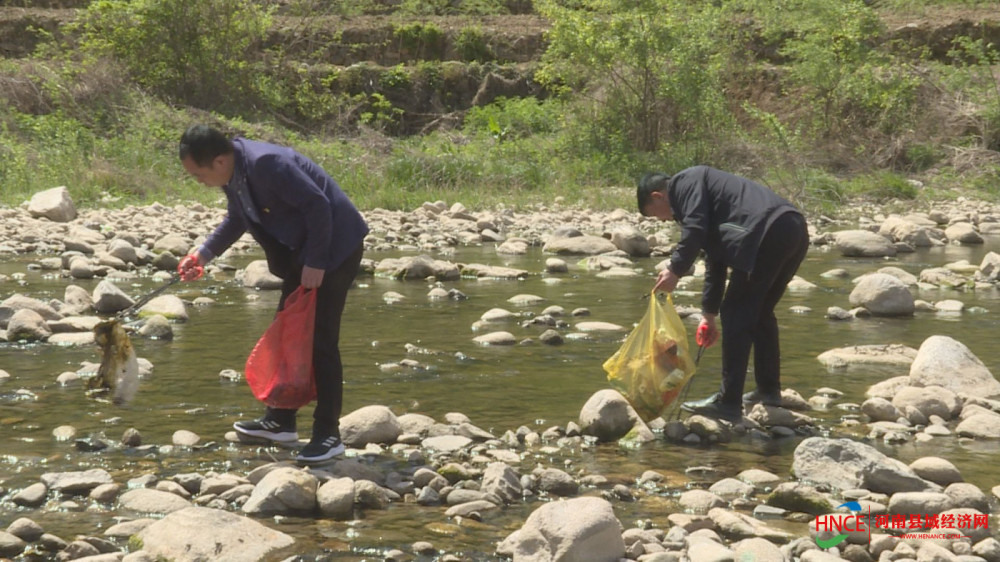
[816,344,918,370]
[138,507,293,562]
[848,273,914,316]
[240,260,283,290]
[891,385,961,420]
[118,488,192,515]
[908,336,1000,398]
[578,389,638,442]
[878,216,943,247]
[138,294,188,321]
[833,230,896,257]
[542,235,617,256]
[945,222,984,244]
[242,467,318,516]
[6,309,51,342]
[497,497,625,562]
[28,186,77,222]
[791,437,936,494]
[481,463,522,504]
[609,225,651,257]
[339,405,403,446]
[40,468,113,494]
[92,280,134,314]
[0,294,62,328]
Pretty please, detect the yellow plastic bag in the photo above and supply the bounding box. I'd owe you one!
[603,292,697,421]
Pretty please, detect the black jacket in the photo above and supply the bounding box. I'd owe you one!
[667,166,799,313]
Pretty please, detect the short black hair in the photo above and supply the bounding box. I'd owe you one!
[179,125,234,166]
[637,172,671,216]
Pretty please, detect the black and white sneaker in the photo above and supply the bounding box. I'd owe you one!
[295,435,345,463]
[233,417,298,442]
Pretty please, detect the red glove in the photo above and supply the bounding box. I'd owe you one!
[177,254,204,281]
[696,321,718,348]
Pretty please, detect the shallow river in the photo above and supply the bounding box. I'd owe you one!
[2,236,1000,559]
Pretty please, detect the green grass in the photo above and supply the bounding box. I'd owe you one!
[4,0,1000,215]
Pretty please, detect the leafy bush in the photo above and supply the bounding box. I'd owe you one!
[464,96,561,138]
[70,0,272,111]
[454,27,494,62]
[537,0,732,153]
[393,22,446,60]
[845,171,918,201]
[748,0,923,139]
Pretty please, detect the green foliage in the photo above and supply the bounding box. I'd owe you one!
[0,101,213,206]
[413,61,444,90]
[537,0,732,154]
[968,166,1000,199]
[463,96,561,138]
[283,0,385,16]
[398,0,450,16]
[946,36,1000,150]
[844,171,919,201]
[760,0,921,137]
[393,22,446,60]
[398,0,510,16]
[902,142,941,172]
[71,0,272,111]
[454,26,494,62]
[380,65,412,90]
[360,93,404,131]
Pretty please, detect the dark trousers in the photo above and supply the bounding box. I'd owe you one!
[266,244,364,439]
[717,212,808,407]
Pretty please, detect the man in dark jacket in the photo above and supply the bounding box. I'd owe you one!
[177,125,369,462]
[636,166,809,422]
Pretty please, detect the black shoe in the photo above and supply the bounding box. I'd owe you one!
[296,435,345,463]
[742,389,782,407]
[233,417,298,442]
[681,393,742,422]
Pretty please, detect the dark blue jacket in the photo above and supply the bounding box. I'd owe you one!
[666,166,799,313]
[199,138,369,274]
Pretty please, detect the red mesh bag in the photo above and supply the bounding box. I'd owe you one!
[245,287,317,409]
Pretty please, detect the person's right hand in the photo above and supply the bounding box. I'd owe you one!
[178,251,204,281]
[653,268,679,293]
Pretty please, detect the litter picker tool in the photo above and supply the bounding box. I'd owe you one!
[89,264,203,405]
[671,321,709,420]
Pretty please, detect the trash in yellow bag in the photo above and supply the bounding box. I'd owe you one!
[603,291,697,421]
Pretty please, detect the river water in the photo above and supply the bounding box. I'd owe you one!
[1,236,999,559]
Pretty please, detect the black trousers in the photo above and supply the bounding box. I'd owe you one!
[266,244,364,439]
[716,212,808,407]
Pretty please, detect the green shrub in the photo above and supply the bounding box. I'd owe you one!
[902,143,941,172]
[845,171,918,201]
[70,0,272,111]
[454,27,494,62]
[537,0,732,153]
[393,22,446,60]
[464,97,561,138]
[385,147,482,190]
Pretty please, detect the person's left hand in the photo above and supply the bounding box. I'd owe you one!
[697,314,719,348]
[301,265,325,289]
[653,268,679,293]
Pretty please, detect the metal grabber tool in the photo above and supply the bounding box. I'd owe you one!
[672,322,709,420]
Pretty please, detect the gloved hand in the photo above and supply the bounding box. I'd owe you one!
[177,253,204,281]
[696,316,718,348]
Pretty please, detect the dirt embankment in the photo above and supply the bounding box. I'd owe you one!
[1,3,999,136]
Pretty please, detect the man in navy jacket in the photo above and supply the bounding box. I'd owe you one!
[637,166,808,422]
[178,125,369,462]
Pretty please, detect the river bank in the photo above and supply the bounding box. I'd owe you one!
[2,189,1000,561]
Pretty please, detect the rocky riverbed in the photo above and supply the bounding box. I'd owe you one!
[2,186,1000,561]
